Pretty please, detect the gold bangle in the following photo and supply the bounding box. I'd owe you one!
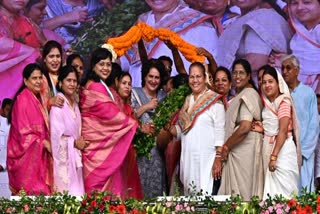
[270,155,277,161]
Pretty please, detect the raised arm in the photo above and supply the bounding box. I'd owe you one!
[164,40,187,74]
[138,39,148,66]
[196,47,217,77]
[43,8,89,30]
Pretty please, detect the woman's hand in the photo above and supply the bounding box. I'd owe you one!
[140,123,155,135]
[100,0,117,10]
[196,47,213,59]
[268,52,287,68]
[43,139,52,153]
[145,98,158,111]
[269,160,277,172]
[169,125,178,138]
[65,8,89,23]
[212,157,222,180]
[74,137,90,150]
[251,121,264,133]
[164,40,176,50]
[221,144,229,162]
[50,95,64,108]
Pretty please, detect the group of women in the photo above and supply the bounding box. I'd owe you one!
[5,35,301,201]
[168,59,301,200]
[6,43,143,198]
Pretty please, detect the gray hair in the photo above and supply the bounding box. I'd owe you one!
[281,54,300,69]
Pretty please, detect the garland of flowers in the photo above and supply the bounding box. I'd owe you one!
[133,84,191,158]
[1,189,320,213]
[106,22,205,63]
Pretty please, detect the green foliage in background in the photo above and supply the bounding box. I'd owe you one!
[73,0,149,58]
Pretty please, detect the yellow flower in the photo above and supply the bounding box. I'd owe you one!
[101,44,117,62]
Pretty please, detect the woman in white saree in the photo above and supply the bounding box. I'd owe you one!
[252,65,302,199]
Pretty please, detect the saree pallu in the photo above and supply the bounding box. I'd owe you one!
[80,82,139,198]
[218,88,264,201]
[7,88,52,195]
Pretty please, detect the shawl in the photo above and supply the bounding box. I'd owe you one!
[178,90,225,133]
[7,88,52,195]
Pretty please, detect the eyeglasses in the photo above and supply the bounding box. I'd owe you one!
[281,65,294,72]
[232,70,247,77]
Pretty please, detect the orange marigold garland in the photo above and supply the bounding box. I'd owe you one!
[106,22,205,63]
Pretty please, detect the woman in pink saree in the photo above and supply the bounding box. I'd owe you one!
[114,72,143,199]
[50,65,87,195]
[7,63,53,195]
[80,48,139,198]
